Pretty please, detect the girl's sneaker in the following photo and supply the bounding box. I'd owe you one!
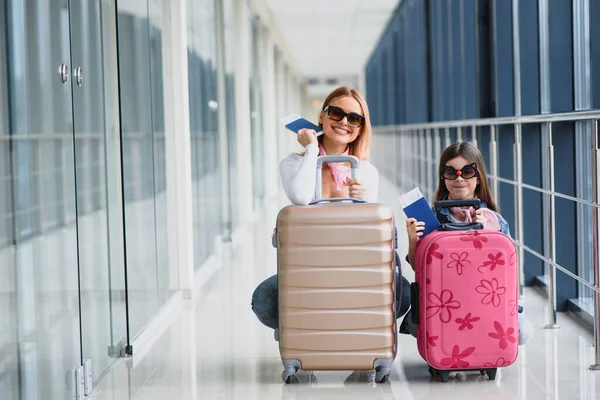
[518,306,533,345]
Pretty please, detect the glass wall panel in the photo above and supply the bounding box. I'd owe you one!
[69,0,128,382]
[0,2,18,398]
[1,0,179,395]
[98,0,129,360]
[573,0,594,306]
[116,0,168,341]
[223,0,238,230]
[250,18,265,210]
[1,1,82,398]
[0,0,11,248]
[148,0,170,318]
[187,0,222,268]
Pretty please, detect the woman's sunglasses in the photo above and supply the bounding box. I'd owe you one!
[324,105,365,128]
[442,163,478,180]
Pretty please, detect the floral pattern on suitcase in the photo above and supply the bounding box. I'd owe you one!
[415,229,519,373]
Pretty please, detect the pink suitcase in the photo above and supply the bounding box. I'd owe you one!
[411,199,518,382]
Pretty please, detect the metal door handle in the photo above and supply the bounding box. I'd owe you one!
[74,67,83,86]
[59,64,69,84]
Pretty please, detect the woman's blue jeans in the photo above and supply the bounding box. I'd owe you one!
[251,272,412,330]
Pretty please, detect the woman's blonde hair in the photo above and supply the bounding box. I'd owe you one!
[317,87,372,161]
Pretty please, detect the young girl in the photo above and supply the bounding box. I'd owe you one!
[400,142,532,344]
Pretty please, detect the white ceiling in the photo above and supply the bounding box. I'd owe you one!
[265,0,399,93]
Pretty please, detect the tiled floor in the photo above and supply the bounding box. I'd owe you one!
[91,177,600,399]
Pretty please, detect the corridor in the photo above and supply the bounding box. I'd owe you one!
[2,0,600,399]
[89,177,600,400]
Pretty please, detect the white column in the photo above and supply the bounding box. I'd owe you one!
[162,0,195,298]
[234,0,254,222]
[260,27,279,200]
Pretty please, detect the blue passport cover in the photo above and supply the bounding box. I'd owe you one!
[283,116,323,135]
[403,197,441,236]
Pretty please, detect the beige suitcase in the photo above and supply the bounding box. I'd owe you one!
[272,155,398,383]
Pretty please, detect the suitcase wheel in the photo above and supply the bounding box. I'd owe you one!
[428,367,449,382]
[375,366,391,383]
[282,367,299,384]
[486,368,498,380]
[438,370,450,383]
[428,366,436,378]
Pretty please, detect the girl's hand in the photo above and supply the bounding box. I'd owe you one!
[406,218,425,244]
[297,128,318,147]
[471,208,487,228]
[346,177,366,199]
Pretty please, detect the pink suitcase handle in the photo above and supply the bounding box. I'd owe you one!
[438,222,483,231]
[434,198,481,210]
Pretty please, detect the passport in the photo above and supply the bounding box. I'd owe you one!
[281,114,323,136]
[399,188,441,237]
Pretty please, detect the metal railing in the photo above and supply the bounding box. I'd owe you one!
[372,109,600,369]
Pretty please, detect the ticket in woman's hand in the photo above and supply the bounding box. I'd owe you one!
[281,114,323,136]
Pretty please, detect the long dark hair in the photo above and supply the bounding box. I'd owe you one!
[434,142,499,212]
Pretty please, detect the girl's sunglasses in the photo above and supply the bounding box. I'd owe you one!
[442,163,478,180]
[324,105,365,128]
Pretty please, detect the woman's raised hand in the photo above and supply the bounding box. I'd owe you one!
[297,128,318,147]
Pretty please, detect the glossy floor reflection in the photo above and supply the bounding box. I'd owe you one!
[91,177,600,399]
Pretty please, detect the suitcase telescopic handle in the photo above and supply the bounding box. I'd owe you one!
[438,222,484,231]
[411,282,420,325]
[309,197,367,205]
[314,155,359,201]
[434,199,483,231]
[434,198,481,210]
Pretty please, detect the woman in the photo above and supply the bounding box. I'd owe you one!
[279,88,378,205]
[252,86,410,335]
